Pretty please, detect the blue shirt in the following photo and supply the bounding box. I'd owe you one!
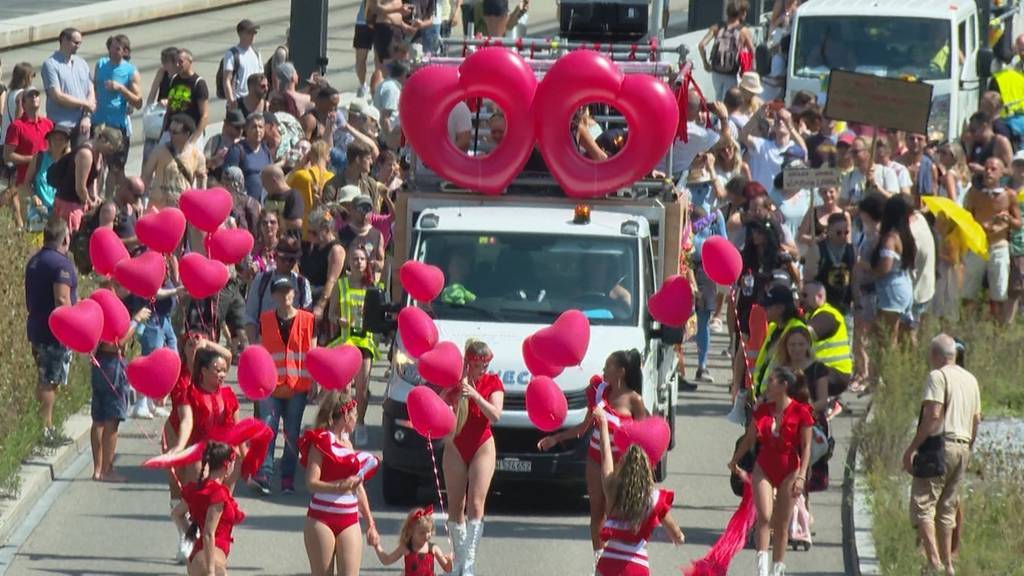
[41,51,92,129]
[224,141,273,202]
[25,247,78,346]
[93,57,136,129]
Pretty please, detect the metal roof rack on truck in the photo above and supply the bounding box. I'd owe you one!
[440,36,667,63]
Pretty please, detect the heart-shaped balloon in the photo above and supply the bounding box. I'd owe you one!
[648,275,694,328]
[534,50,679,198]
[400,47,537,195]
[88,227,128,276]
[407,386,455,439]
[613,416,671,467]
[237,345,277,400]
[135,207,186,254]
[88,288,131,344]
[526,375,568,432]
[701,236,743,286]
[113,250,166,299]
[397,306,438,359]
[180,188,233,233]
[530,309,591,368]
[179,253,229,299]
[399,261,445,303]
[126,348,181,399]
[48,299,104,354]
[207,227,255,265]
[307,345,363,390]
[522,335,563,378]
[417,341,463,388]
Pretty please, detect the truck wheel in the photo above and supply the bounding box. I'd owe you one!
[382,463,418,505]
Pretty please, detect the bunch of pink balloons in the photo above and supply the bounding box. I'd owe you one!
[520,309,591,432]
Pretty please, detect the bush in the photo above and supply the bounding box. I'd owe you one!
[0,216,92,495]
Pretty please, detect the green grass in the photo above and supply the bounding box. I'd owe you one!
[0,215,92,496]
[860,319,1024,575]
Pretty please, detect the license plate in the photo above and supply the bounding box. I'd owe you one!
[495,458,531,473]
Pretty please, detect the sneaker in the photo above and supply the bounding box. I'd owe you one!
[152,405,170,418]
[356,84,369,98]
[132,401,154,420]
[679,379,699,392]
[42,427,72,447]
[281,476,295,494]
[353,425,368,447]
[249,475,271,496]
[710,316,725,334]
[176,534,193,564]
[695,367,714,384]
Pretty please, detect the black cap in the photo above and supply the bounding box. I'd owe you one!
[225,108,245,128]
[760,285,794,307]
[46,125,72,140]
[237,19,259,33]
[271,277,294,293]
[262,110,279,126]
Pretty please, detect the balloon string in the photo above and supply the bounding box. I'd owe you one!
[90,352,158,445]
[426,435,452,549]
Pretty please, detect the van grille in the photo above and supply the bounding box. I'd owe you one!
[503,388,589,411]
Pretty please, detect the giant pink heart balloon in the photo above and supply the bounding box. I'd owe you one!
[526,375,568,432]
[88,227,128,277]
[113,251,166,299]
[701,236,743,286]
[48,299,104,354]
[417,341,463,388]
[407,386,455,439]
[534,50,679,198]
[135,207,186,254]
[399,261,445,303]
[88,288,131,345]
[400,47,537,195]
[531,309,590,367]
[179,253,229,299]
[207,227,255,265]
[647,274,694,328]
[307,345,363,390]
[522,335,563,378]
[127,348,181,399]
[398,306,438,359]
[180,188,233,233]
[237,345,277,400]
[614,416,671,467]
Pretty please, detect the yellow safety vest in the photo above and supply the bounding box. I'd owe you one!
[329,276,377,357]
[810,303,852,376]
[752,317,807,399]
[993,69,1024,116]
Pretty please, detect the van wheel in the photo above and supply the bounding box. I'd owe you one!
[667,401,677,450]
[382,463,418,505]
[654,448,669,482]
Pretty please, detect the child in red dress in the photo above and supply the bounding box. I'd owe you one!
[374,505,454,575]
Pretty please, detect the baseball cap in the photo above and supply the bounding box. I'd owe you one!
[760,285,794,307]
[353,195,374,211]
[836,132,856,147]
[237,19,259,33]
[262,110,280,126]
[276,236,302,258]
[225,108,245,128]
[334,185,361,203]
[46,125,72,140]
[1012,150,1024,166]
[362,105,381,123]
[271,276,294,293]
[24,86,41,97]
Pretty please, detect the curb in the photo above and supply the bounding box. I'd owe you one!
[0,0,259,49]
[843,400,881,575]
[0,411,92,548]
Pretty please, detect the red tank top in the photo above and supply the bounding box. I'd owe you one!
[181,384,239,446]
[403,544,437,576]
[182,480,244,557]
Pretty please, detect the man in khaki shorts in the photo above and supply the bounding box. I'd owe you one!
[903,334,981,576]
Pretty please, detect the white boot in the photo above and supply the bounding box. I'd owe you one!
[755,551,771,576]
[463,519,483,576]
[771,561,787,576]
[445,522,466,576]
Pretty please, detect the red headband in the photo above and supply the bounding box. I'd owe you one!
[466,351,493,363]
[335,397,357,415]
[413,504,433,519]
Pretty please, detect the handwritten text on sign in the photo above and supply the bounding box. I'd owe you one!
[823,70,934,134]
[784,168,840,190]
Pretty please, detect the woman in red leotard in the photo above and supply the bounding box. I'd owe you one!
[374,505,454,575]
[537,349,647,554]
[171,441,244,576]
[300,390,380,576]
[728,367,813,576]
[442,339,504,576]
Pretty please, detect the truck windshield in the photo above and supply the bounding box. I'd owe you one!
[793,16,952,81]
[417,231,639,326]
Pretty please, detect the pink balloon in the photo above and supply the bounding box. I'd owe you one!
[179,253,229,299]
[526,376,568,432]
[407,386,455,439]
[530,309,591,367]
[135,207,186,254]
[397,306,438,359]
[399,261,445,303]
[113,251,166,300]
[701,236,743,286]
[522,336,563,378]
[614,416,671,467]
[534,50,679,198]
[307,345,363,391]
[647,275,694,328]
[400,47,537,195]
[207,228,255,265]
[180,188,233,233]
[237,345,277,400]
[88,288,131,344]
[126,348,181,399]
[48,299,104,354]
[417,341,463,388]
[88,227,128,276]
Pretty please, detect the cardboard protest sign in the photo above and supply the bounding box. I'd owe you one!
[823,70,933,134]
[784,167,840,190]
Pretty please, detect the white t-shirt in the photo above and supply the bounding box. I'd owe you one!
[669,121,720,179]
[888,160,913,191]
[909,211,936,304]
[747,136,789,192]
[373,79,401,124]
[840,164,900,206]
[223,45,262,98]
[448,101,473,143]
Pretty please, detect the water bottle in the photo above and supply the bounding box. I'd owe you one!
[351,303,364,336]
[741,271,755,297]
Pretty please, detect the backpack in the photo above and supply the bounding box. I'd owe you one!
[709,22,742,75]
[215,47,241,100]
[46,150,75,190]
[69,210,101,275]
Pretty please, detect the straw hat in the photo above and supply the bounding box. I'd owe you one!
[739,72,764,95]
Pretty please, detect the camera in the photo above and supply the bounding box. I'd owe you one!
[363,287,402,334]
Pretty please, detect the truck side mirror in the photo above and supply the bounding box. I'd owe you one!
[978,47,994,79]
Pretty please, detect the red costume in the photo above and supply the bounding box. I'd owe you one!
[298,429,379,536]
[450,373,504,464]
[587,379,634,464]
[182,480,244,561]
[753,400,814,486]
[404,544,439,576]
[167,367,191,431]
[597,488,674,576]
[172,381,239,446]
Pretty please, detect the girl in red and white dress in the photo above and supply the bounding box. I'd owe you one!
[374,505,454,575]
[537,349,648,552]
[171,441,245,576]
[300,390,380,576]
[593,409,684,576]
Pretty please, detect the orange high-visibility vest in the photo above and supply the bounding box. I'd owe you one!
[260,308,315,396]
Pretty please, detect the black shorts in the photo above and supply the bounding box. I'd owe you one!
[373,24,395,61]
[217,278,247,334]
[353,24,374,50]
[482,0,509,17]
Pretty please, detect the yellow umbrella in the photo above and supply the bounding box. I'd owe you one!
[921,195,988,261]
